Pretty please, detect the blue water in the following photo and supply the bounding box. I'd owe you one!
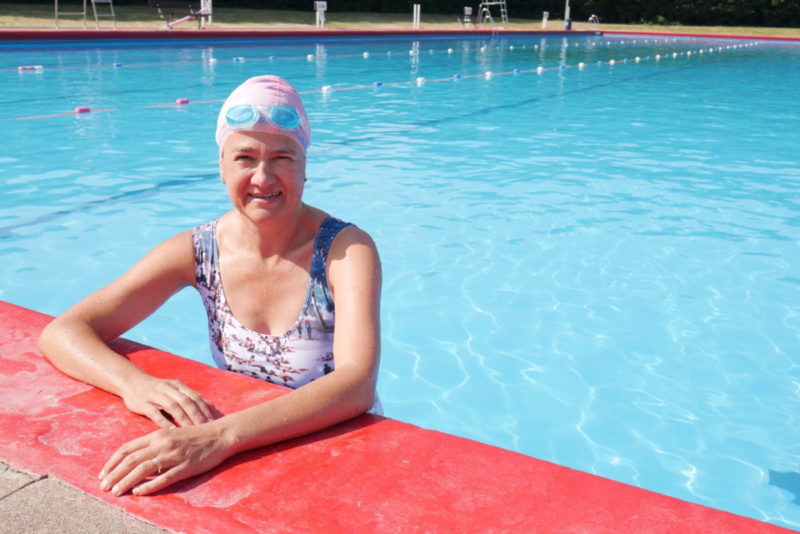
[2,33,799,529]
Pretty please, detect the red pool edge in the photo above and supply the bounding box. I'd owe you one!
[0,300,791,533]
[0,28,798,42]
[0,28,590,41]
[602,29,800,42]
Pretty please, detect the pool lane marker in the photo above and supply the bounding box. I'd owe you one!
[306,41,764,98]
[3,41,763,122]
[17,65,44,73]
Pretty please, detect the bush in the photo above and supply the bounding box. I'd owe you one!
[6,0,797,26]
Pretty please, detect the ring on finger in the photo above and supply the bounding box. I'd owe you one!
[152,457,163,475]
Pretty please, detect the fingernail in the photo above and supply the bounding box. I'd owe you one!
[112,484,121,496]
[100,480,110,491]
[98,470,105,479]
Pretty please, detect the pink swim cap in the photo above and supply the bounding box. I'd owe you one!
[216,75,311,155]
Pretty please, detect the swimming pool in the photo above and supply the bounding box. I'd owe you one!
[2,32,799,529]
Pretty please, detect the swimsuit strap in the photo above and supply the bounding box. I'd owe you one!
[310,217,352,289]
[193,219,219,292]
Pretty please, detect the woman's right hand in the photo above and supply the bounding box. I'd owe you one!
[121,376,215,429]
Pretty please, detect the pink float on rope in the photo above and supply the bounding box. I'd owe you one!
[175,98,190,105]
[74,106,91,114]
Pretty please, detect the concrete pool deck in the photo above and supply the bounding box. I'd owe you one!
[0,299,794,533]
[0,460,170,533]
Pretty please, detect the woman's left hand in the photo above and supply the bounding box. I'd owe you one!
[99,423,231,496]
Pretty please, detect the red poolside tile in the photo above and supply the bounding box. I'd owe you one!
[0,300,790,533]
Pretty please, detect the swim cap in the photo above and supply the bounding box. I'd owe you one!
[216,75,311,156]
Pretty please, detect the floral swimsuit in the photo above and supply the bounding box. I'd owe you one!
[193,216,350,388]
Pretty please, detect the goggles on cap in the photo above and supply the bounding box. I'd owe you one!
[224,103,301,131]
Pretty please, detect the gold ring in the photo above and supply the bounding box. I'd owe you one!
[152,457,163,474]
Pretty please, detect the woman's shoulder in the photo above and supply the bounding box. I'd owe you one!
[157,228,196,254]
[332,223,375,248]
[326,219,379,271]
[191,216,222,236]
[325,220,380,304]
[311,209,374,250]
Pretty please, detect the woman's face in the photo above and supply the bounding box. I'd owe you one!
[219,131,307,223]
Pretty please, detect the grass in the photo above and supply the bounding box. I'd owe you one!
[0,3,798,36]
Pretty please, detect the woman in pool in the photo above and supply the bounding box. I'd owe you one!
[37,75,381,497]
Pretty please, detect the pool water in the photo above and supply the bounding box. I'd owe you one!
[2,33,799,529]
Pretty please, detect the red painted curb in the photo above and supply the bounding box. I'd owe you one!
[2,27,796,44]
[601,29,800,42]
[0,29,592,42]
[0,300,791,533]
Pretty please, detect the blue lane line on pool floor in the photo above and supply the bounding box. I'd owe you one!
[319,58,718,149]
[0,173,216,239]
[0,51,743,236]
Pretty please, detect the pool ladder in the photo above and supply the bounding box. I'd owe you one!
[477,0,508,29]
[588,14,601,32]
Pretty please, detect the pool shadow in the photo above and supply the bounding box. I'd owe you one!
[153,412,385,496]
[769,471,800,505]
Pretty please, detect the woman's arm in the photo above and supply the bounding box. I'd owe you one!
[38,231,214,429]
[98,225,382,496]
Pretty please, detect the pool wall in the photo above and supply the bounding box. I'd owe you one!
[602,29,800,42]
[0,28,592,42]
[0,300,791,533]
[1,28,798,44]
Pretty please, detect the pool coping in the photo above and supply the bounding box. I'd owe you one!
[0,299,793,533]
[0,28,798,43]
[602,29,800,42]
[0,28,591,41]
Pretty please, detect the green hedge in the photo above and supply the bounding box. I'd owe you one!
[260,0,800,26]
[6,0,799,26]
[576,0,800,26]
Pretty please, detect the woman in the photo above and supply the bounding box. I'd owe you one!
[37,75,381,497]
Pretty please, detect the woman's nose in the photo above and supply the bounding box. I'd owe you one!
[251,160,275,185]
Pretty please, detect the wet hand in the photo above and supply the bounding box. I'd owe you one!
[98,424,229,497]
[121,376,215,429]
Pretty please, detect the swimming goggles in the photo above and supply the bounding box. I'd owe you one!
[224,103,301,131]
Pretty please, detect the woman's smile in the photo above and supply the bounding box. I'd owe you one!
[249,191,283,203]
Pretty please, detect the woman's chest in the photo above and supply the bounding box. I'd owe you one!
[220,256,313,336]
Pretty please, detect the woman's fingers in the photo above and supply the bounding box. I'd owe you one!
[124,378,215,428]
[106,455,159,496]
[157,395,197,428]
[99,438,150,490]
[100,430,177,495]
[99,425,228,497]
[99,437,143,479]
[164,382,214,426]
[145,405,177,430]
[175,383,215,422]
[131,464,180,496]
